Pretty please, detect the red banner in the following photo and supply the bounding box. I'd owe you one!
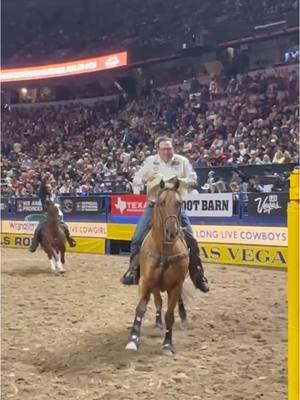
[111,195,147,216]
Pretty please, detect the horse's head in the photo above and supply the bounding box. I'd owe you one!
[155,178,182,243]
[45,200,60,219]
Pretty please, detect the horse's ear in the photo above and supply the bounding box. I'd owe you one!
[160,179,165,189]
[174,178,180,190]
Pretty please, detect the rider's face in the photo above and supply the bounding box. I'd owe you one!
[158,141,174,163]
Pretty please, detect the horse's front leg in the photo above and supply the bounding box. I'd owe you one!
[48,251,58,274]
[178,296,187,323]
[126,279,151,351]
[153,289,163,330]
[56,251,65,274]
[59,249,66,273]
[163,284,182,355]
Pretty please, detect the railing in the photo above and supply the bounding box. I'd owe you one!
[1,192,288,226]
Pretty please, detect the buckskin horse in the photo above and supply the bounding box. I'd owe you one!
[40,200,67,274]
[126,178,190,355]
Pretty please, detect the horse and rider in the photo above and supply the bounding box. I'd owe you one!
[126,175,192,353]
[40,199,67,274]
[29,175,76,252]
[121,136,209,293]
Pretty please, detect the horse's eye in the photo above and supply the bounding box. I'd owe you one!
[160,200,166,207]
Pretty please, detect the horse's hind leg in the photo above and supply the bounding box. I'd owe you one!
[178,297,187,323]
[163,284,182,355]
[126,280,151,351]
[153,289,163,330]
[61,250,65,265]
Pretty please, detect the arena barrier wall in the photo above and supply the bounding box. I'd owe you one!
[1,219,287,268]
[0,220,107,254]
[0,233,106,255]
[0,192,288,268]
[106,223,287,268]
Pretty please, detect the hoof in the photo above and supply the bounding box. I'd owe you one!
[155,322,163,330]
[163,345,174,356]
[58,269,65,274]
[180,320,189,330]
[126,341,138,351]
[179,314,187,323]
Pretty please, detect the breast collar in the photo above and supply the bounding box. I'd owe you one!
[141,231,190,269]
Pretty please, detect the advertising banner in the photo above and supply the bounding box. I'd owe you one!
[1,233,33,248]
[183,193,233,217]
[192,225,287,246]
[60,196,104,216]
[111,193,233,217]
[64,237,105,254]
[248,193,288,217]
[1,197,10,217]
[0,233,105,254]
[1,220,107,238]
[198,243,287,268]
[110,195,148,216]
[15,198,43,213]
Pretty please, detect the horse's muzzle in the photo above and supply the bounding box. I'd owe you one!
[164,216,180,242]
[165,228,179,242]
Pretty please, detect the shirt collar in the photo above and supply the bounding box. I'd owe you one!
[158,154,176,165]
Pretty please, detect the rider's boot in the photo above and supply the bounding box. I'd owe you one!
[183,230,209,293]
[120,253,140,285]
[63,226,76,247]
[29,226,42,252]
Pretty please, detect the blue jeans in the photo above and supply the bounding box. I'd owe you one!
[130,205,193,256]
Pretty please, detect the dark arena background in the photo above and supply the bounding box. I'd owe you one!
[1,1,299,399]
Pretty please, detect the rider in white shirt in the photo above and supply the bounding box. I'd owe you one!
[121,136,209,293]
[133,153,198,188]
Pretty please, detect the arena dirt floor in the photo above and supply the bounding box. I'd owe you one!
[2,248,287,400]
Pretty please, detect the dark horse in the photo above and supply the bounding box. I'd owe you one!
[126,178,190,355]
[40,200,67,274]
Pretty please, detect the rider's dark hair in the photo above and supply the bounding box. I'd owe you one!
[155,136,173,149]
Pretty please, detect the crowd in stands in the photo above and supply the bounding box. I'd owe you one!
[2,0,298,66]
[1,65,299,198]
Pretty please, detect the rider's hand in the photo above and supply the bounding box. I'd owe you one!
[143,173,157,183]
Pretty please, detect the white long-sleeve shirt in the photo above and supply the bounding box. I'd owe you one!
[132,154,198,189]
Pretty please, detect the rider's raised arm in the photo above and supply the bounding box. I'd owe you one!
[180,158,198,189]
[132,156,154,186]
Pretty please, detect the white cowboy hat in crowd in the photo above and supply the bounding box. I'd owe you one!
[201,183,210,191]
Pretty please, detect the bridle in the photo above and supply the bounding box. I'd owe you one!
[156,187,182,244]
[141,187,189,267]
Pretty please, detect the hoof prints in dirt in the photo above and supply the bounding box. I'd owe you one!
[2,249,287,400]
